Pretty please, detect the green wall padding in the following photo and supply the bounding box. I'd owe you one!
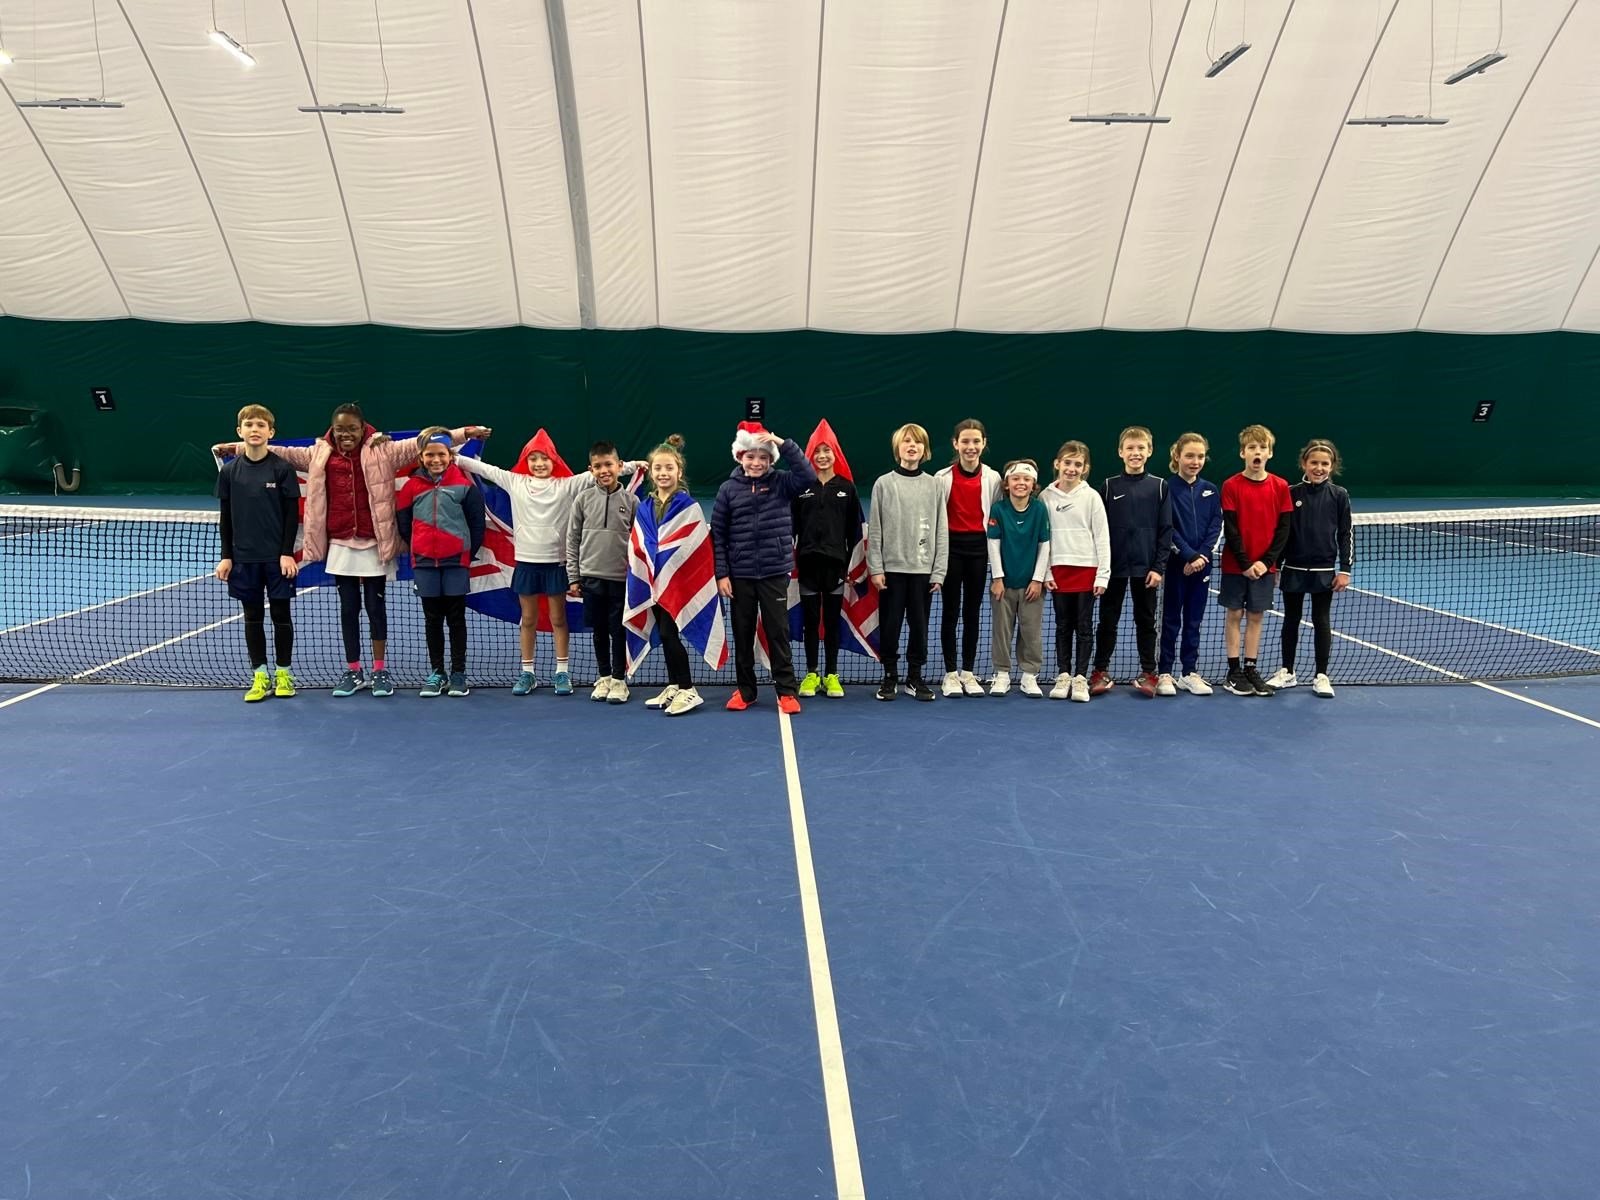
[1,317,1595,496]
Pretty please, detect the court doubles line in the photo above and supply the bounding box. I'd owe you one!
[777,709,866,1200]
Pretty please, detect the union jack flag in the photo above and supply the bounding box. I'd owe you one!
[215,432,571,628]
[624,488,727,674]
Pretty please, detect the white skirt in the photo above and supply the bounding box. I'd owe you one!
[325,542,394,578]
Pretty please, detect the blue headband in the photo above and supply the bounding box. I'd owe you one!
[427,434,452,447]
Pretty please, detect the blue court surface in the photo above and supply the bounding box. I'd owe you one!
[3,679,1597,1198]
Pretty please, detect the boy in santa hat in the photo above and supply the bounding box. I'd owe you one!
[710,420,816,712]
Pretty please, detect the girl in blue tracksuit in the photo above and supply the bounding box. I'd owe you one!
[1160,433,1223,695]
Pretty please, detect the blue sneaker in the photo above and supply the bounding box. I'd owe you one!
[370,668,394,698]
[332,667,367,697]
[553,670,573,696]
[511,670,537,696]
[447,671,470,697]
[419,670,446,698]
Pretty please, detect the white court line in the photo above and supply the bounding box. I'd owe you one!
[777,710,866,1200]
[0,573,214,636]
[0,519,99,541]
[1468,681,1600,731]
[0,682,62,709]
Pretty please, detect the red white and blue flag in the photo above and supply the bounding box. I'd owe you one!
[216,432,571,628]
[624,488,727,674]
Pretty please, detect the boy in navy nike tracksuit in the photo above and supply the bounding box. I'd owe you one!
[1090,426,1172,697]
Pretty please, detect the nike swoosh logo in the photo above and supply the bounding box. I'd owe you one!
[1112,494,1125,501]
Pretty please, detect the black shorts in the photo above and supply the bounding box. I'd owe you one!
[1217,573,1275,613]
[1280,567,1337,594]
[227,560,296,604]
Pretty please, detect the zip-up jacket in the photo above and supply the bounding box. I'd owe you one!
[935,463,1002,530]
[1042,480,1111,590]
[1282,478,1354,576]
[1099,472,1172,577]
[711,438,816,579]
[396,463,485,567]
[792,474,862,565]
[1168,474,1223,568]
[566,481,641,583]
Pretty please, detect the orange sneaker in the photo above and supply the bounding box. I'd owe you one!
[725,692,753,711]
[777,695,801,715]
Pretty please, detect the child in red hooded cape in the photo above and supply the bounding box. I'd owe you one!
[455,429,639,696]
[790,420,863,699]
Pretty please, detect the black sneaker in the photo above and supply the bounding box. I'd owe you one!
[906,674,936,702]
[875,675,899,702]
[1243,665,1274,697]
[1223,668,1253,696]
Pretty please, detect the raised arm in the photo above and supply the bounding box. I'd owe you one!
[453,453,517,490]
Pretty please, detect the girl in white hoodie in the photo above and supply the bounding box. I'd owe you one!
[1041,441,1110,702]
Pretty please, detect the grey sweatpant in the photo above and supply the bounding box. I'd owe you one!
[990,587,1044,675]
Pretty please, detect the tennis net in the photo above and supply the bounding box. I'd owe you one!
[2,501,1597,688]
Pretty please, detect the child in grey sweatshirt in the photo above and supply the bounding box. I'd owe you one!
[867,422,949,702]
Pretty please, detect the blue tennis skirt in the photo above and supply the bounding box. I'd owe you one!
[512,562,570,595]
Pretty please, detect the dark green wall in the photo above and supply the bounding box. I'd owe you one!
[1,317,1595,496]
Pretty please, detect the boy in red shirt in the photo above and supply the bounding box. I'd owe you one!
[1218,424,1293,697]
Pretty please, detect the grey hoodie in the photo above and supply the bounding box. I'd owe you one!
[566,482,641,582]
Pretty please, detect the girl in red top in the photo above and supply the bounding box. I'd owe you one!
[934,419,1002,696]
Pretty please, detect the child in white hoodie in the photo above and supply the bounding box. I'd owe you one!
[1041,440,1110,702]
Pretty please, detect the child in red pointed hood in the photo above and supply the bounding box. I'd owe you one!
[790,419,863,699]
[454,427,641,695]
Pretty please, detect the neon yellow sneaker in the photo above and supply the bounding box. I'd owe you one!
[823,673,845,698]
[273,667,296,698]
[798,671,820,698]
[244,669,271,702]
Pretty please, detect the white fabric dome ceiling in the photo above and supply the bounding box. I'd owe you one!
[0,0,1595,334]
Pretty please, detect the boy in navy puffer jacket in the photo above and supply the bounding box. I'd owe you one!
[710,422,816,713]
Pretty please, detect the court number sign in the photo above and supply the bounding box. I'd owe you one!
[1471,401,1494,423]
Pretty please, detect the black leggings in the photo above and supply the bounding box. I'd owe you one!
[653,605,693,687]
[1281,591,1334,675]
[800,592,844,676]
[335,575,387,662]
[941,544,987,672]
[1052,592,1095,678]
[421,595,467,673]
[242,599,293,669]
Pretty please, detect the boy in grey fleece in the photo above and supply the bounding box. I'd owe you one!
[867,423,949,701]
[565,442,642,702]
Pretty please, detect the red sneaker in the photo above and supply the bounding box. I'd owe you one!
[777,695,801,715]
[725,692,753,711]
[1134,671,1158,698]
[1088,670,1114,696]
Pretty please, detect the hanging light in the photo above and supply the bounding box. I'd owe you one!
[208,28,255,67]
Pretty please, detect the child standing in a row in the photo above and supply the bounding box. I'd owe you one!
[1043,441,1109,701]
[868,424,948,702]
[985,459,1051,697]
[936,419,1000,697]
[1158,433,1222,696]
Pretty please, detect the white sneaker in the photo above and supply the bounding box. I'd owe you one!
[1019,673,1043,697]
[590,677,614,702]
[990,670,1012,696]
[646,684,681,710]
[1312,673,1335,698]
[665,686,704,716]
[1070,674,1091,703]
[1177,672,1213,696]
[607,678,630,704]
[1049,672,1073,699]
[1156,673,1177,697]
[1265,668,1298,689]
[942,671,963,697]
[959,670,985,696]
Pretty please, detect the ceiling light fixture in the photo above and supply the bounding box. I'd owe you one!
[1443,49,1505,84]
[1205,42,1250,77]
[1075,0,1171,126]
[298,102,404,115]
[208,28,255,67]
[16,96,125,108]
[1069,112,1172,124]
[300,0,404,115]
[1345,114,1448,126]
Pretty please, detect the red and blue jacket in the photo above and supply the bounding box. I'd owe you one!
[396,463,485,567]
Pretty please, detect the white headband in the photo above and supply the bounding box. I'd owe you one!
[1004,462,1038,480]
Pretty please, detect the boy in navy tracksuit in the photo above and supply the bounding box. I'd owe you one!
[396,429,486,697]
[1158,433,1223,696]
[711,422,816,712]
[1090,426,1173,698]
